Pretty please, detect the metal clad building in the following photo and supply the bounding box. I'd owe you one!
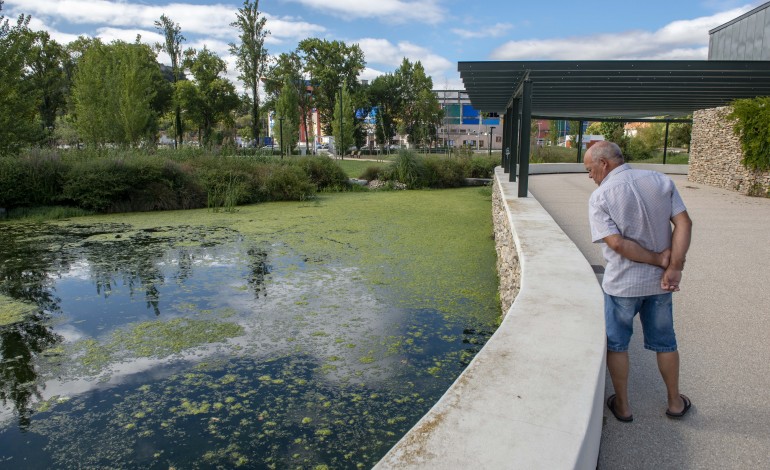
[709,2,770,59]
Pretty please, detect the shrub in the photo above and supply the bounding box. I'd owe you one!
[728,98,770,171]
[192,155,276,206]
[296,156,349,190]
[423,156,465,188]
[61,158,137,211]
[467,155,499,178]
[388,151,424,189]
[0,154,67,208]
[624,138,654,161]
[359,165,384,181]
[264,166,316,201]
[61,154,207,212]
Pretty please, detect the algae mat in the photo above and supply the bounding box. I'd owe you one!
[0,188,499,469]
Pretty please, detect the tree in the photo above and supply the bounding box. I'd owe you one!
[72,39,170,147]
[298,38,365,136]
[394,58,437,146]
[155,14,186,148]
[548,120,563,145]
[229,0,270,144]
[266,52,313,153]
[0,4,38,156]
[585,121,602,136]
[669,121,692,149]
[332,82,355,156]
[412,88,443,149]
[24,31,68,144]
[369,73,399,150]
[178,47,240,147]
[598,121,625,142]
[273,78,300,156]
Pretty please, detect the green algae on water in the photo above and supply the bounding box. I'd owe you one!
[0,294,37,326]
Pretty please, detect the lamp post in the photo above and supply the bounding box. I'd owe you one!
[278,116,285,159]
[489,126,496,156]
[339,81,344,160]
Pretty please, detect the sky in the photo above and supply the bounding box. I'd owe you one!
[3,0,766,90]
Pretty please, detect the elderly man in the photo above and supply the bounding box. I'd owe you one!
[584,141,693,422]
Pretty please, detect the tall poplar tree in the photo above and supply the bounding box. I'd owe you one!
[273,78,300,156]
[332,83,354,156]
[0,3,37,156]
[155,14,185,148]
[229,0,270,145]
[72,39,168,147]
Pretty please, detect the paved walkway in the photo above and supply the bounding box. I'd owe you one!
[528,171,770,470]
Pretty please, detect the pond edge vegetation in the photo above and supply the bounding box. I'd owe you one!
[0,149,498,219]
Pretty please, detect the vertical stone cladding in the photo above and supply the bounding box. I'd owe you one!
[492,179,521,317]
[690,106,770,196]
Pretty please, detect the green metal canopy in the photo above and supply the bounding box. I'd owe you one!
[458,60,770,119]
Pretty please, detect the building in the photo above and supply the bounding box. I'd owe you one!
[688,1,770,195]
[708,2,770,60]
[435,90,503,150]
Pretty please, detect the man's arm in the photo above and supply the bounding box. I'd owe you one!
[602,234,670,268]
[661,211,692,291]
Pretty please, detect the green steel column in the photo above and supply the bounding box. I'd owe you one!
[518,80,532,197]
[663,122,670,164]
[577,120,584,163]
[509,98,520,182]
[502,107,509,170]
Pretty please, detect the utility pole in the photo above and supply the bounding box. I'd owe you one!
[489,126,496,156]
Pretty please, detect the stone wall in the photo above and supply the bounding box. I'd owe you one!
[690,106,770,196]
[492,179,520,316]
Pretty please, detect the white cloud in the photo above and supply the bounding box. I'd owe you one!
[26,17,82,44]
[357,37,453,79]
[94,27,164,45]
[5,0,325,44]
[490,6,753,60]
[451,23,512,40]
[283,0,444,24]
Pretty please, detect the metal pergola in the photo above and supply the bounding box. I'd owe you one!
[458,60,770,196]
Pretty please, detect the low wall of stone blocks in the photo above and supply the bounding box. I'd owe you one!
[690,106,770,196]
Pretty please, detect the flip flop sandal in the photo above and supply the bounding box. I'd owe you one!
[607,394,633,422]
[666,394,692,418]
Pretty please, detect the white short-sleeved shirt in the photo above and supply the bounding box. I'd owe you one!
[588,164,687,297]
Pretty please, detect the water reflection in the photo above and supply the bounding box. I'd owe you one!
[0,312,62,429]
[0,220,498,468]
[0,223,271,426]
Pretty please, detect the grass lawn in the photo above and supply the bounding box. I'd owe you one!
[632,151,690,165]
[334,158,389,179]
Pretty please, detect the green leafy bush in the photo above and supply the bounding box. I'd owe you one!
[359,165,384,181]
[728,98,770,171]
[61,158,137,211]
[0,154,66,208]
[466,155,499,178]
[264,166,316,201]
[296,156,349,190]
[624,138,654,161]
[423,156,465,188]
[388,151,425,188]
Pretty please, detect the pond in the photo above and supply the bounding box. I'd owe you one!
[0,189,499,469]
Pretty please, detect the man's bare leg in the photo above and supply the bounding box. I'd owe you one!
[657,351,684,413]
[607,350,632,418]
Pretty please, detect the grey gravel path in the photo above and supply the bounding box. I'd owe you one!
[528,171,770,470]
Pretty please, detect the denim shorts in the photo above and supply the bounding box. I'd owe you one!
[604,292,677,353]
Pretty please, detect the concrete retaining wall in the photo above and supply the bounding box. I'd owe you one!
[690,106,770,196]
[374,167,606,469]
